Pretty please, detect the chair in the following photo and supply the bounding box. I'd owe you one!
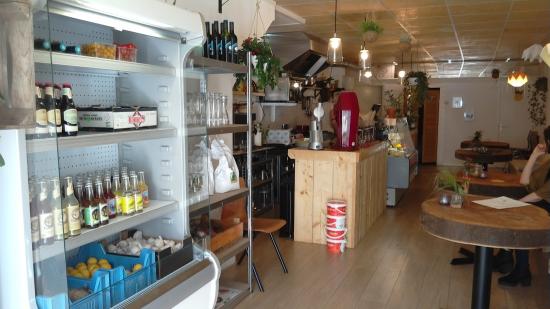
[221,179,289,292]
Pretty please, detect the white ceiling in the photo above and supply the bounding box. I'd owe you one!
[273,0,550,77]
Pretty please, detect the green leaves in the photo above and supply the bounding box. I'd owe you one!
[360,20,383,34]
[241,37,281,90]
[434,170,467,195]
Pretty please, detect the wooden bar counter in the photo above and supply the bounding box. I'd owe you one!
[288,142,388,248]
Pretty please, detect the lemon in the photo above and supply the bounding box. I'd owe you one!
[87,257,98,265]
[80,269,91,279]
[132,264,143,272]
[100,264,112,270]
[88,264,99,271]
[98,259,109,265]
[76,262,86,269]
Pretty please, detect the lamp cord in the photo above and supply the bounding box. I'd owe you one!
[334,0,338,35]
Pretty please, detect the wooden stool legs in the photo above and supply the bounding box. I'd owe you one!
[269,233,288,274]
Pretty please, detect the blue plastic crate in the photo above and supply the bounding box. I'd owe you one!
[36,270,110,309]
[68,242,157,306]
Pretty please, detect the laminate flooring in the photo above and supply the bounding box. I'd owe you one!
[227,166,550,309]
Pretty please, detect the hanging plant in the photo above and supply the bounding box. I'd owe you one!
[360,19,383,42]
[403,71,429,126]
[238,37,281,90]
[527,77,547,130]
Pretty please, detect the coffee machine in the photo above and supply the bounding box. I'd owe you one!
[333,91,359,150]
[309,102,324,150]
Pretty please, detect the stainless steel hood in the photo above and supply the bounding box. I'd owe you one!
[266,32,329,77]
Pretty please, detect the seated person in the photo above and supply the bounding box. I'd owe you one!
[498,127,550,287]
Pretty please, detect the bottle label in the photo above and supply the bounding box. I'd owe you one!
[53,208,64,239]
[67,204,81,232]
[31,216,40,243]
[84,206,99,226]
[115,195,123,214]
[36,109,48,126]
[47,109,61,125]
[99,202,109,222]
[122,195,135,215]
[64,109,78,132]
[62,87,72,99]
[62,208,69,235]
[39,212,54,239]
[142,190,149,205]
[134,193,143,211]
[107,198,116,216]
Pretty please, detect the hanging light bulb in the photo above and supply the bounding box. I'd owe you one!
[398,69,406,78]
[507,71,528,87]
[364,69,373,78]
[327,0,343,64]
[359,47,370,69]
[293,81,300,89]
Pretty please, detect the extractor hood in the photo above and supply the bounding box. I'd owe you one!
[267,32,329,77]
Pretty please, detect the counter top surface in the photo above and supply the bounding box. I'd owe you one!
[288,141,387,162]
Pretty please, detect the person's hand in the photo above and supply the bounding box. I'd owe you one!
[530,143,547,160]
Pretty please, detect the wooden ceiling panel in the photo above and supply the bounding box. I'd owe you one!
[275,0,550,77]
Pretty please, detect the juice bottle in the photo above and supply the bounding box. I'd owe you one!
[63,176,81,236]
[131,174,143,213]
[95,181,109,225]
[121,175,135,216]
[112,175,123,216]
[138,171,149,207]
[82,182,99,228]
[104,177,116,219]
[37,179,54,245]
[50,177,68,240]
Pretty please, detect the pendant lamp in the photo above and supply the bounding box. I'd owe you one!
[327,0,343,64]
[359,46,370,69]
[507,71,528,87]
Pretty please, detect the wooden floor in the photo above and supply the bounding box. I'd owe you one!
[228,166,550,309]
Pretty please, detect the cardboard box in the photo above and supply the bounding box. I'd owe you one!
[78,106,157,131]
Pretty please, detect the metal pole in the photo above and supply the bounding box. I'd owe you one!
[246,51,253,292]
[472,246,493,309]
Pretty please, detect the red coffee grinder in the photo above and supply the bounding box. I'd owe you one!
[333,91,359,150]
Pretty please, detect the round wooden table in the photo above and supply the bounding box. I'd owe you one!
[455,148,513,171]
[460,140,510,149]
[457,169,525,198]
[421,195,550,309]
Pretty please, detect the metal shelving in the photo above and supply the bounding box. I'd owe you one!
[191,57,247,74]
[189,188,249,216]
[207,124,248,135]
[26,127,177,153]
[34,50,176,75]
[64,200,178,251]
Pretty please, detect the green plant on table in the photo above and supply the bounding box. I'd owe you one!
[472,130,482,142]
[383,89,403,116]
[434,170,468,195]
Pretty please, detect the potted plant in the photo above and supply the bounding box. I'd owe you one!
[383,89,403,118]
[403,71,429,127]
[434,170,468,208]
[472,130,482,146]
[527,77,547,143]
[239,37,281,90]
[360,19,383,43]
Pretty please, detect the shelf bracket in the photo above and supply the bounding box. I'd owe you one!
[218,0,231,13]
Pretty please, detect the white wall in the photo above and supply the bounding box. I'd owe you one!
[382,75,545,166]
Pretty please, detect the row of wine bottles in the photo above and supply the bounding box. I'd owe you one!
[32,82,78,138]
[203,20,238,63]
[34,38,81,54]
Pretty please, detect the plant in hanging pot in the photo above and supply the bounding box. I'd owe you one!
[238,37,281,91]
[403,71,429,127]
[383,89,403,119]
[434,170,468,208]
[360,19,383,43]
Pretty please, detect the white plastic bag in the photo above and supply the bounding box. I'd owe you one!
[211,138,239,193]
[197,140,214,196]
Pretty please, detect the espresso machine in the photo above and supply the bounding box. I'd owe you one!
[309,102,324,150]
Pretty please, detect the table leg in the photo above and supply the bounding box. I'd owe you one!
[472,246,493,309]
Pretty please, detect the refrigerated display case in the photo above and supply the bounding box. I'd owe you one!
[0,0,254,308]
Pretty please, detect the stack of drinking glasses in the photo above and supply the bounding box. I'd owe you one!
[186,92,230,127]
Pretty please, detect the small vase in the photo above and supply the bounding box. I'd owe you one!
[363,31,378,43]
[450,193,464,209]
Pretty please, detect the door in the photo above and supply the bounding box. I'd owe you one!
[422,89,440,163]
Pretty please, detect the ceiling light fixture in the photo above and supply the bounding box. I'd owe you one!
[507,71,528,87]
[397,52,406,83]
[359,46,370,69]
[448,59,452,64]
[392,61,398,66]
[327,0,343,64]
[293,81,300,89]
[364,69,373,78]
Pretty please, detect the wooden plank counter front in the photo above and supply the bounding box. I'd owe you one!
[288,142,388,248]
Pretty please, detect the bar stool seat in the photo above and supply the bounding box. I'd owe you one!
[248,218,286,234]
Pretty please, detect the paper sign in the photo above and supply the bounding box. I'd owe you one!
[473,196,530,209]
